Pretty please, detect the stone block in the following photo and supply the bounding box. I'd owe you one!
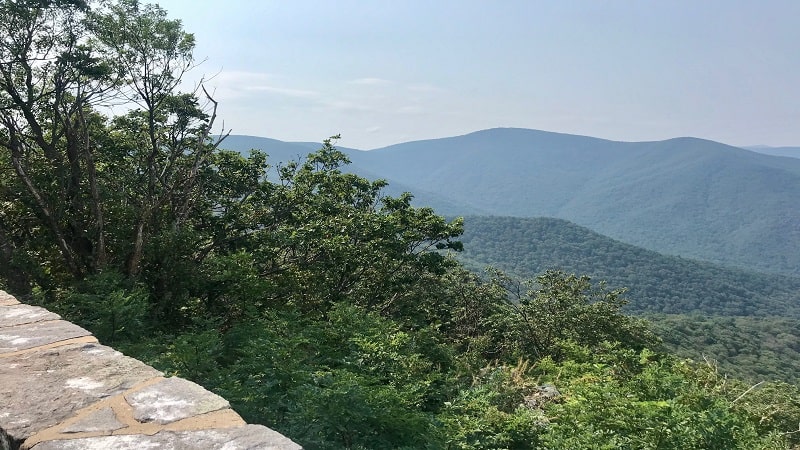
[0,291,19,306]
[60,407,126,434]
[0,320,92,354]
[125,377,230,425]
[29,425,303,450]
[0,342,161,440]
[0,304,61,328]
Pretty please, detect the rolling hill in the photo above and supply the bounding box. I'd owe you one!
[353,128,800,276]
[218,132,800,383]
[219,129,800,275]
[456,215,800,317]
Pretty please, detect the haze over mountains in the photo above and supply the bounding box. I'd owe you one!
[744,145,800,159]
[220,128,800,276]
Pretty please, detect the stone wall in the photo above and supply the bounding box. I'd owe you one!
[0,290,301,450]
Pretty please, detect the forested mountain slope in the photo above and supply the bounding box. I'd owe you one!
[222,130,800,276]
[457,216,800,317]
[457,215,800,383]
[355,129,800,276]
[648,314,800,384]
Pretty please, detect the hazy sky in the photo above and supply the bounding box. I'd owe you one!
[156,0,799,150]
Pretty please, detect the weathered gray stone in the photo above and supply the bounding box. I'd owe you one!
[60,407,125,434]
[0,320,91,354]
[0,342,161,440]
[0,304,61,328]
[29,425,303,450]
[125,377,230,425]
[523,383,562,410]
[0,291,19,306]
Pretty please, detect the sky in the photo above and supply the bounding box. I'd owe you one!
[155,0,800,150]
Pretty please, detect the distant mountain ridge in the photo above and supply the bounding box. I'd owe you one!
[219,128,800,275]
[743,145,800,159]
[218,135,487,215]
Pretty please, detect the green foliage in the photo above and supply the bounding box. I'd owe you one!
[49,271,149,343]
[214,305,449,449]
[459,215,800,385]
[490,269,658,360]
[673,358,800,448]
[197,138,464,323]
[438,362,545,450]
[0,0,240,306]
[532,344,770,449]
[650,314,800,384]
[164,325,224,384]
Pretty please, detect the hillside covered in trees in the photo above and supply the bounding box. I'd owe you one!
[2,1,800,448]
[218,130,800,277]
[347,129,800,277]
[457,216,800,385]
[458,216,800,318]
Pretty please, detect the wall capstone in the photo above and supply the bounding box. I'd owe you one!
[0,290,302,450]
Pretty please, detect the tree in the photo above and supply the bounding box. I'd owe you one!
[0,0,107,286]
[88,0,216,276]
[491,269,658,360]
[0,0,225,296]
[196,138,464,318]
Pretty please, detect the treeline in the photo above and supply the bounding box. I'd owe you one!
[2,1,800,448]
